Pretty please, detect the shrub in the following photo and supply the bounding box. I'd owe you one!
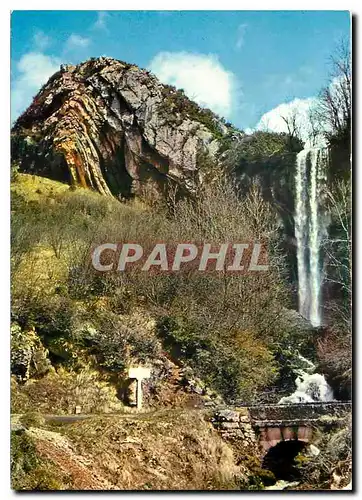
[295,416,352,489]
[160,84,225,138]
[12,366,124,415]
[11,323,51,381]
[88,312,161,373]
[158,315,277,401]
[317,327,352,399]
[12,295,77,347]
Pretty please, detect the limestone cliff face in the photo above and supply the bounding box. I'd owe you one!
[11,57,222,198]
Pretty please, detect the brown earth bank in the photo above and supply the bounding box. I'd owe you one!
[11,410,248,491]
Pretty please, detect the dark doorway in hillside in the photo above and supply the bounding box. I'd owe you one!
[262,440,307,480]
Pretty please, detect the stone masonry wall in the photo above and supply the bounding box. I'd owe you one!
[210,408,258,449]
[248,402,352,423]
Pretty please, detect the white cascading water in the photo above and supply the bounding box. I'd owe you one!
[294,144,328,327]
[279,354,334,404]
[279,373,335,404]
[309,148,320,325]
[295,150,310,319]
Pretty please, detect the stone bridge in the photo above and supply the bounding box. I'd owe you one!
[210,401,351,452]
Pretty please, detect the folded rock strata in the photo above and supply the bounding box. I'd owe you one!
[11,57,222,198]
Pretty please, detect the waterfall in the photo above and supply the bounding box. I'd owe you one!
[278,372,335,403]
[309,149,321,326]
[281,146,333,406]
[294,146,328,327]
[295,150,309,319]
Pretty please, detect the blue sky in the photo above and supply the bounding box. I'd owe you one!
[11,10,350,130]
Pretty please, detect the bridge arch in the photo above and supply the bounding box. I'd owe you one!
[258,424,313,452]
[262,439,308,481]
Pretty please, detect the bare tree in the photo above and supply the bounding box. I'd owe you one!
[315,40,351,144]
[322,179,351,329]
[280,105,301,142]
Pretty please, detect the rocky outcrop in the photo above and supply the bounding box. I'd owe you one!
[11,57,222,198]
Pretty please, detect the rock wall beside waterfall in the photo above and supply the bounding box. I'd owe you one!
[220,131,303,286]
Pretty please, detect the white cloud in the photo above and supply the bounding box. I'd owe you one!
[33,30,51,51]
[236,24,247,50]
[253,97,317,142]
[149,51,237,118]
[11,52,61,122]
[65,34,91,50]
[244,127,254,135]
[93,12,109,31]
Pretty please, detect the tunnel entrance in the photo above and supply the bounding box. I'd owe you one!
[262,440,307,480]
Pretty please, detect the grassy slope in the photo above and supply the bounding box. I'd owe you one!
[12,172,282,405]
[11,173,70,201]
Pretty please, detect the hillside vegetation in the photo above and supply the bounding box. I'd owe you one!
[10,44,352,491]
[11,170,313,414]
